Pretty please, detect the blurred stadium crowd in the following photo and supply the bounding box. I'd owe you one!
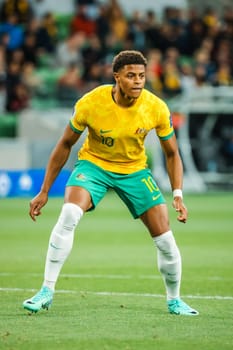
[1,0,233,114]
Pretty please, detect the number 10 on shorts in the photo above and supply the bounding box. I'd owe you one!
[141,176,159,193]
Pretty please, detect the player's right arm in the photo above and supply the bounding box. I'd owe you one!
[29,124,81,221]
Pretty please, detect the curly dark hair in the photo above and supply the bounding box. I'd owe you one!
[112,50,147,72]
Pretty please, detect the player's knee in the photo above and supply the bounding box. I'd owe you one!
[154,231,180,258]
[58,203,83,231]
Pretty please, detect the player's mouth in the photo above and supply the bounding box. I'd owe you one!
[131,88,142,94]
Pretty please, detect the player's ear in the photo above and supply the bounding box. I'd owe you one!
[113,72,119,82]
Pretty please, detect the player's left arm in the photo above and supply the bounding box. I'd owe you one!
[160,134,188,223]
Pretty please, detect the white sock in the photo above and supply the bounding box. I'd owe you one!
[153,230,182,300]
[43,203,83,291]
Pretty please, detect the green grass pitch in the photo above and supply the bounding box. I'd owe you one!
[0,191,233,350]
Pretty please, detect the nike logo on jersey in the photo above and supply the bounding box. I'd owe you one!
[100,129,112,134]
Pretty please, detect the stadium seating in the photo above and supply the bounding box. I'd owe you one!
[0,113,18,137]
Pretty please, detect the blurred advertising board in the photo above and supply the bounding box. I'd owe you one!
[0,169,71,198]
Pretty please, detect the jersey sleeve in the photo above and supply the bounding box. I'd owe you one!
[155,100,174,140]
[69,99,88,134]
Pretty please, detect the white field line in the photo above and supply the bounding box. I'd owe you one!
[0,287,232,300]
[0,272,231,281]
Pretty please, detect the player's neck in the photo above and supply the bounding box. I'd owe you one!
[112,86,137,107]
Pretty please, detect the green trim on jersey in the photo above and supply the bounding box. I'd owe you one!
[159,130,174,141]
[69,120,83,134]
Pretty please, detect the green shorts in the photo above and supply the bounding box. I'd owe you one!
[66,160,166,218]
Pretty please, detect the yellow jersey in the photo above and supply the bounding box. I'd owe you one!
[70,85,174,174]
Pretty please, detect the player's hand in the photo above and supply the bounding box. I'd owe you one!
[29,191,48,221]
[172,197,188,223]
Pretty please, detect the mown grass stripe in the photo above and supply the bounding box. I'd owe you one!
[1,287,232,300]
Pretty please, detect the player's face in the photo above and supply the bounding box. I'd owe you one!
[114,64,146,99]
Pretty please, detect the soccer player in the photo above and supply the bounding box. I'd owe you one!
[23,50,199,316]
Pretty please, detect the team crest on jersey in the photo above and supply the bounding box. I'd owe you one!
[135,128,148,134]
